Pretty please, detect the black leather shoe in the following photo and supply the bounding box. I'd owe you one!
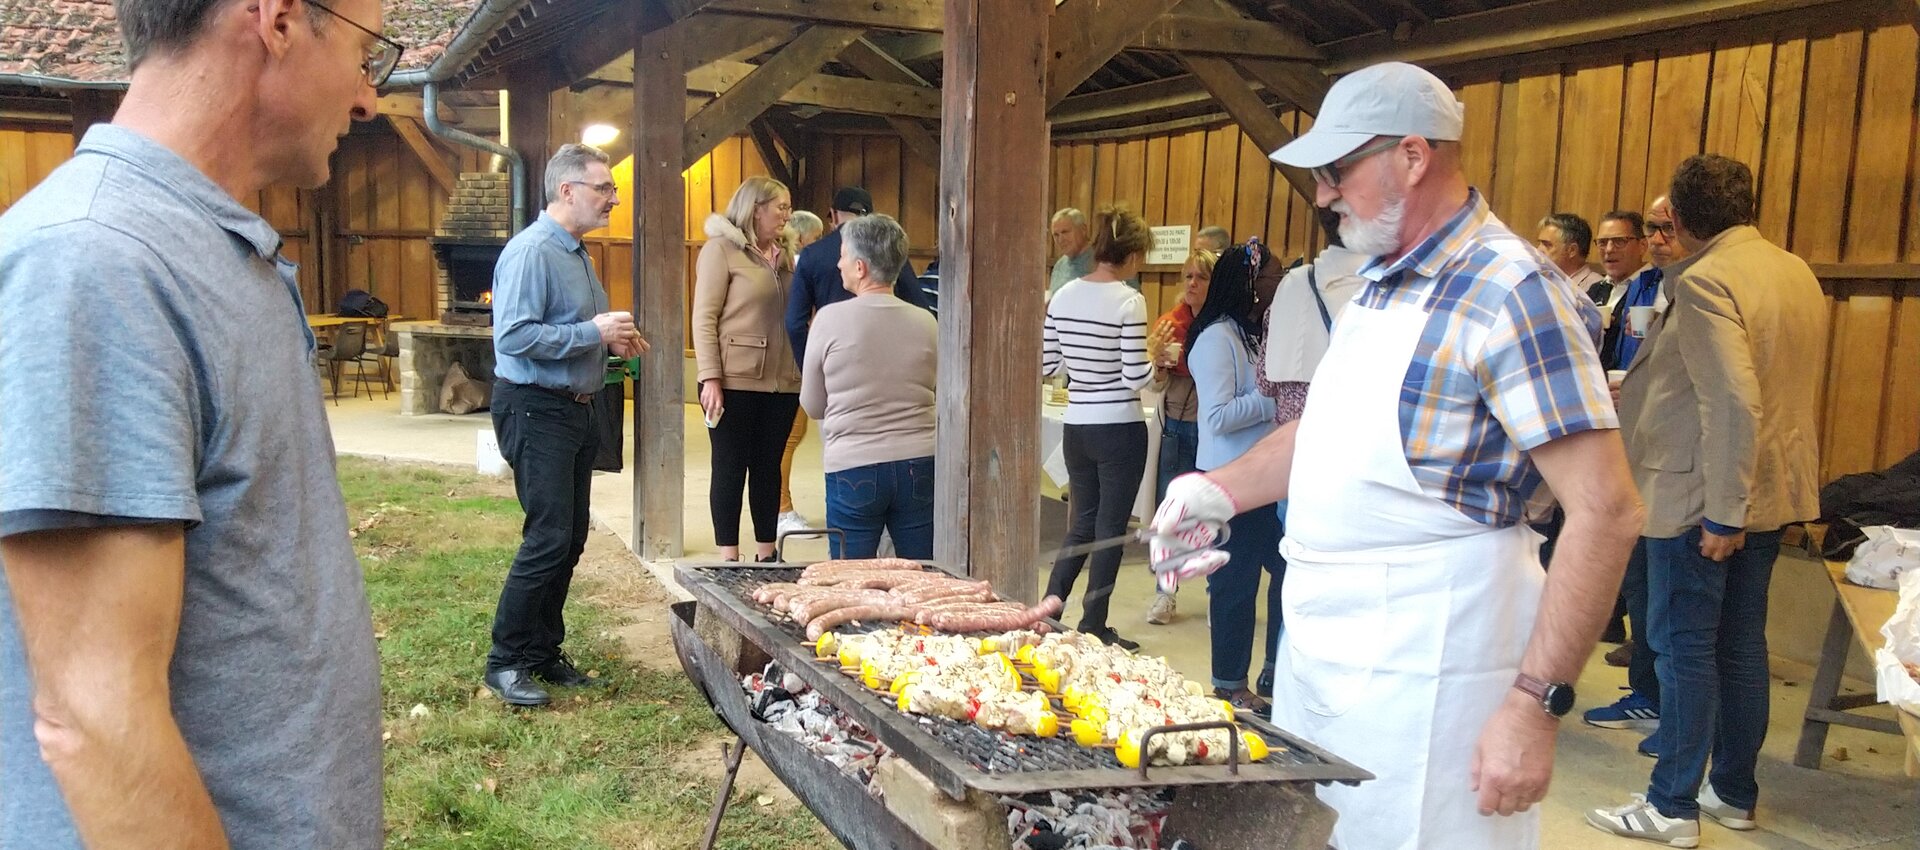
[531,652,600,688]
[484,668,551,706]
[1255,667,1275,699]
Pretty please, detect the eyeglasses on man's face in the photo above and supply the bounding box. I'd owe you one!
[1645,221,1678,239]
[1595,236,1643,250]
[306,0,405,87]
[567,180,619,197]
[1312,136,1406,188]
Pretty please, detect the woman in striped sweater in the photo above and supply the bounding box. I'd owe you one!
[1041,206,1155,649]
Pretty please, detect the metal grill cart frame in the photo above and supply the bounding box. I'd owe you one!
[669,559,1371,850]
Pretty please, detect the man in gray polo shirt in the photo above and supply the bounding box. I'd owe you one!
[483,143,645,707]
[0,0,392,847]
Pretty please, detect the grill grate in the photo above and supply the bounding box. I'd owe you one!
[691,565,1333,776]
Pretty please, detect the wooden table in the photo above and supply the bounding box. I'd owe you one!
[306,314,369,330]
[1794,561,1920,776]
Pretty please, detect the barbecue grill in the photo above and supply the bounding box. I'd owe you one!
[669,559,1372,850]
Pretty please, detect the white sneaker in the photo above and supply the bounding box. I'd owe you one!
[777,511,809,535]
[1146,592,1177,625]
[1586,794,1700,848]
[1699,783,1756,830]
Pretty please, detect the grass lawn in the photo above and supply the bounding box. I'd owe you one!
[338,457,826,850]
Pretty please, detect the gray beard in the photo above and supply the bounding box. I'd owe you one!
[1339,193,1407,257]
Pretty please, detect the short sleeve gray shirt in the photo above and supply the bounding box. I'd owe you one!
[0,125,382,849]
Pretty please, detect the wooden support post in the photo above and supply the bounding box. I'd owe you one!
[633,16,689,559]
[67,89,116,146]
[506,72,559,216]
[936,0,1047,597]
[1181,54,1317,202]
[682,25,865,169]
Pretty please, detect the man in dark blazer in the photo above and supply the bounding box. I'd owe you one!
[785,187,930,365]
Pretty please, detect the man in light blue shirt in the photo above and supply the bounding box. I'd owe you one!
[484,143,647,707]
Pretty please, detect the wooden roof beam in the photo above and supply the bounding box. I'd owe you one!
[683,25,866,169]
[1325,0,1865,73]
[579,14,799,84]
[686,59,942,119]
[1180,53,1316,201]
[385,116,458,195]
[838,38,942,167]
[1046,0,1188,108]
[1232,58,1330,115]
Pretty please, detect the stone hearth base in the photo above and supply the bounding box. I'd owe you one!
[396,321,496,415]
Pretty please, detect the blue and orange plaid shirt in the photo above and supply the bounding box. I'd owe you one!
[1351,189,1616,527]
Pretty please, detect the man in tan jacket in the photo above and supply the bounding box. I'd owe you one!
[1589,154,1828,845]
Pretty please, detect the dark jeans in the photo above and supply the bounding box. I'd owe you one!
[1156,416,1199,506]
[487,381,598,673]
[1045,421,1149,633]
[826,456,935,560]
[1623,538,1660,699]
[1208,503,1283,690]
[1645,527,1782,819]
[707,389,800,548]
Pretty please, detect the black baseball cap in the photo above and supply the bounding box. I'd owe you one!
[832,187,873,215]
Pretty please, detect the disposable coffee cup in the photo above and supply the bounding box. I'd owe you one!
[1606,369,1627,390]
[1628,305,1655,339]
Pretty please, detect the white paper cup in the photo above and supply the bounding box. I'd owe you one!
[1606,369,1628,390]
[1628,305,1656,339]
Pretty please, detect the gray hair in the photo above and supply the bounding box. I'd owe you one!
[1538,212,1593,256]
[841,214,909,283]
[544,143,611,204]
[1051,208,1087,228]
[1196,225,1232,250]
[789,210,825,241]
[118,0,327,69]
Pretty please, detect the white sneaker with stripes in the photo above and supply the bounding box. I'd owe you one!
[1586,794,1700,848]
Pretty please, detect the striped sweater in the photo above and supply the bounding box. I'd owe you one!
[1043,278,1150,424]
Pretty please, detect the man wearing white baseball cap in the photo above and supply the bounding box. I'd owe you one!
[1146,62,1644,849]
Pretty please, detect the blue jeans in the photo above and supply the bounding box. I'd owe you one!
[1157,417,1199,506]
[1623,538,1659,700]
[825,457,935,560]
[1645,527,1782,819]
[1208,503,1283,690]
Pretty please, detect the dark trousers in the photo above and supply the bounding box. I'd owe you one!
[1208,503,1283,690]
[1156,417,1199,506]
[487,381,598,673]
[1645,527,1782,819]
[707,389,800,548]
[1045,421,1148,633]
[1623,538,1660,699]
[825,456,935,559]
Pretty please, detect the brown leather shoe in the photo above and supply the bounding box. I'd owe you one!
[1604,640,1634,668]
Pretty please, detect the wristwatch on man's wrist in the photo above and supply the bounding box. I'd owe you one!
[1513,672,1575,717]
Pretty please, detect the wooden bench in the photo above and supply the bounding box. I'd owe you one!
[1793,561,1920,776]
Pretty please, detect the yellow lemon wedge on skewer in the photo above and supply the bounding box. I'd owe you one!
[1070,718,1105,747]
[1034,712,1059,738]
[815,632,837,659]
[1241,730,1269,762]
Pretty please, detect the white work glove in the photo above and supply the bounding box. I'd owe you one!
[1148,473,1238,591]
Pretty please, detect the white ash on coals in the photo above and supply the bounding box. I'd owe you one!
[1002,789,1185,850]
[742,663,891,789]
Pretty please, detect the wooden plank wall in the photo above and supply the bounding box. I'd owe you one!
[331,127,451,322]
[0,127,73,213]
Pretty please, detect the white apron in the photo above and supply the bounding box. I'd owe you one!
[1278,293,1545,850]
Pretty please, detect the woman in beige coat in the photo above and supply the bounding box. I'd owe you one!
[693,176,799,562]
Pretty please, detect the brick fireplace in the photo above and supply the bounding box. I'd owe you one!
[395,171,512,415]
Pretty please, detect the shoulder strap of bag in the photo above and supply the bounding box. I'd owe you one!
[1306,263,1333,331]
